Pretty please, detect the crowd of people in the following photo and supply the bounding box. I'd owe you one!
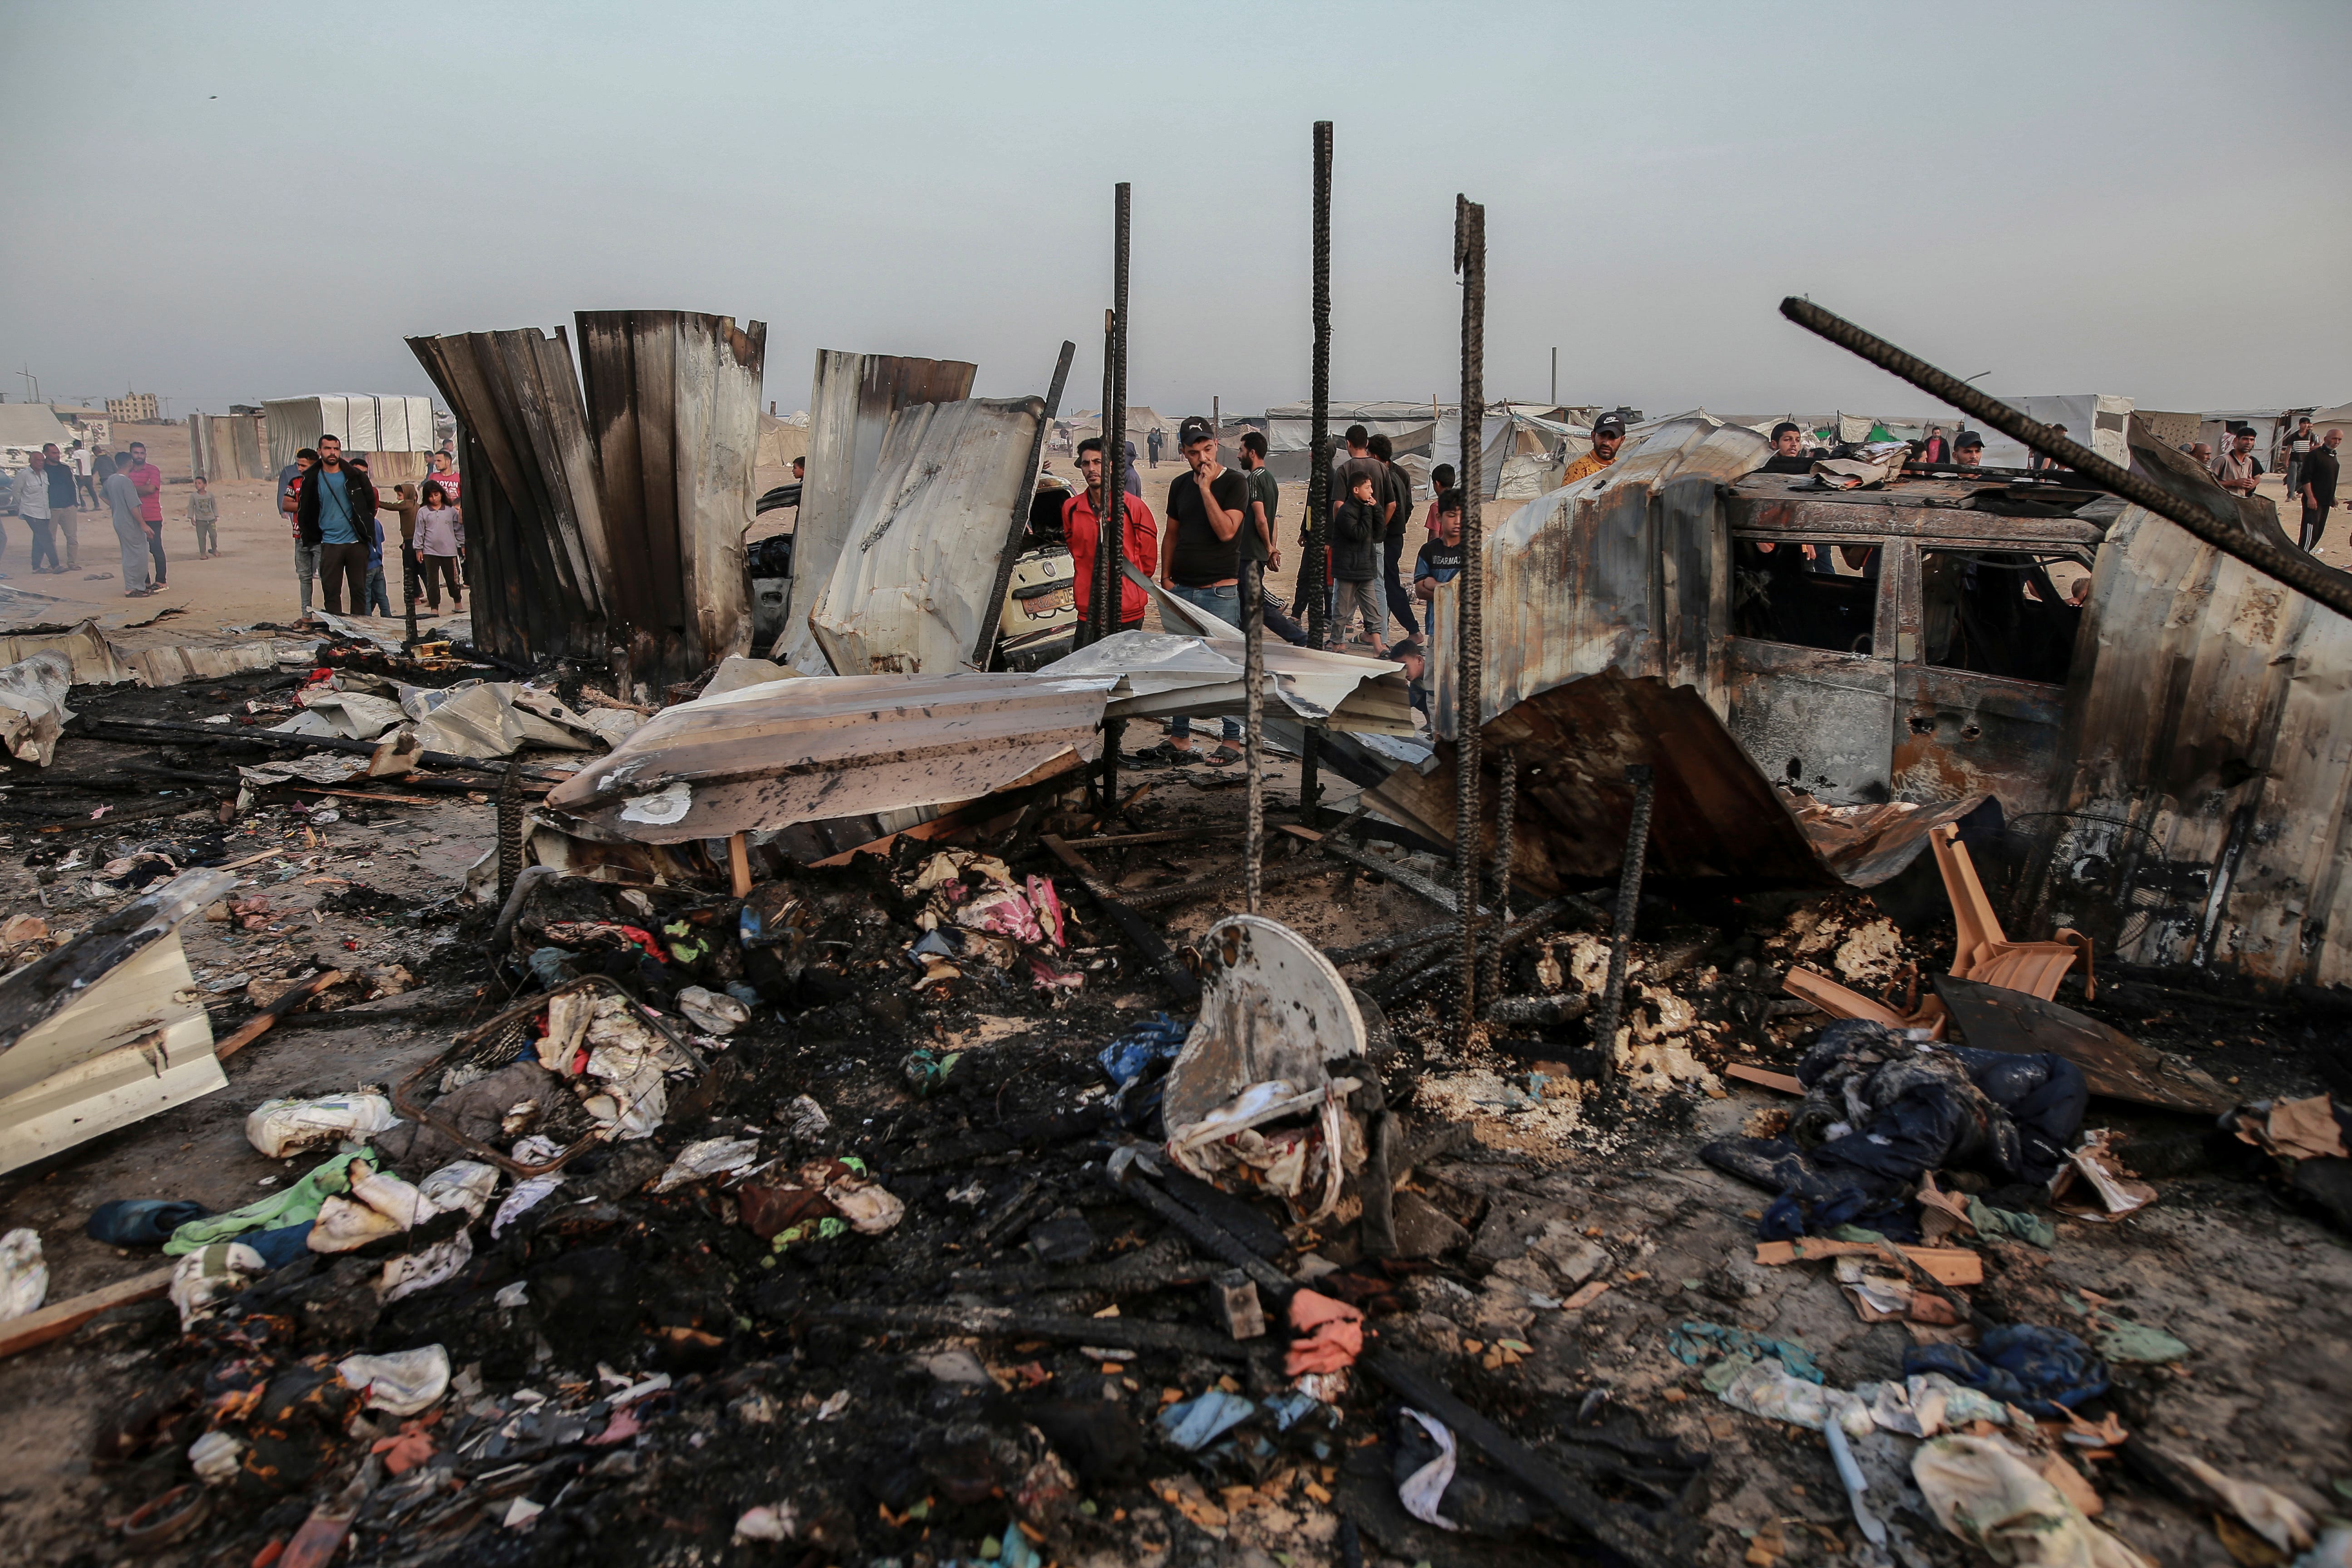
[0,431,470,613]
[273,439,466,618]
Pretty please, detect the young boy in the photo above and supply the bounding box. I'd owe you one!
[1330,470,1387,655]
[186,477,220,558]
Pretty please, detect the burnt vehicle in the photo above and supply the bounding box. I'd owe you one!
[1427,416,2351,989]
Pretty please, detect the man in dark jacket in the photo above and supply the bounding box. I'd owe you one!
[295,434,379,615]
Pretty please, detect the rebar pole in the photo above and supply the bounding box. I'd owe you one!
[1777,296,2352,622]
[1243,554,1265,913]
[1300,120,1332,827]
[1591,764,1654,1086]
[1453,195,1485,1036]
[1101,185,1132,813]
[1083,310,1114,652]
[1481,745,1514,1002]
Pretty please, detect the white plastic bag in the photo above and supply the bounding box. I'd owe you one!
[338,1344,452,1415]
[0,1229,48,1322]
[676,985,750,1036]
[245,1094,401,1159]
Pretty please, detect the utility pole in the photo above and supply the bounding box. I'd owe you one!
[1550,347,1557,408]
[17,365,38,403]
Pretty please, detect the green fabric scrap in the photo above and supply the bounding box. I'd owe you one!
[164,1149,379,1255]
[1826,1224,1886,1244]
[1966,1196,2057,1248]
[1668,1322,1824,1384]
[2094,1319,2190,1364]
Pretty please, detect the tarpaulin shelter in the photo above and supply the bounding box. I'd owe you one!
[1978,395,2134,470]
[265,395,438,481]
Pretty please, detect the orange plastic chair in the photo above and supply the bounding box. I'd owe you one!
[1781,823,2092,1036]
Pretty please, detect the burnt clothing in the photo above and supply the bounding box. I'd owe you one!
[1760,453,1815,475]
[1165,467,1249,586]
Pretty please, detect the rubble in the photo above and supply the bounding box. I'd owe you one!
[1,419,2347,1568]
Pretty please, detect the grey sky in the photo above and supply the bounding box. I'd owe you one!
[5,1,2346,426]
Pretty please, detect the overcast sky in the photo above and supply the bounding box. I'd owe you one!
[5,1,2346,425]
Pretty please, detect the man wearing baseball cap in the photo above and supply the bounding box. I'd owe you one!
[1952,431,1985,467]
[1562,412,1627,485]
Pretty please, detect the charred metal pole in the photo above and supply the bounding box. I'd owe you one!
[1779,297,2352,622]
[1590,764,1653,1086]
[1100,184,1132,813]
[1481,745,1514,1002]
[1453,194,1486,1036]
[1243,554,1265,913]
[1300,120,1333,827]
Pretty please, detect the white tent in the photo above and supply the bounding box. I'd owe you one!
[1978,394,2133,470]
[1264,400,1434,456]
[1430,406,1590,500]
[265,395,436,474]
[0,404,76,467]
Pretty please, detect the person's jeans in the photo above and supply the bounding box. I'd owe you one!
[1166,582,1243,742]
[113,516,151,591]
[365,567,392,615]
[2286,456,2303,496]
[317,541,370,614]
[294,541,320,612]
[145,522,167,585]
[28,519,57,573]
[1382,532,1420,641]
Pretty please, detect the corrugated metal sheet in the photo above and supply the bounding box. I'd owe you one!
[188,414,263,481]
[408,312,764,689]
[775,351,977,672]
[808,396,1044,676]
[542,671,1113,844]
[574,310,764,682]
[407,328,614,668]
[1363,670,1984,893]
[1426,415,1770,738]
[2019,444,2352,987]
[1040,630,1414,734]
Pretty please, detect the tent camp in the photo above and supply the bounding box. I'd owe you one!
[265,395,437,479]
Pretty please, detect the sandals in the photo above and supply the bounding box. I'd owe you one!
[1207,743,1245,766]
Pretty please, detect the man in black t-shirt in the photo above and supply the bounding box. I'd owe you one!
[2300,428,2341,553]
[1147,416,1252,764]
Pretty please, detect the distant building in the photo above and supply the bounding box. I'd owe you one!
[107,392,161,423]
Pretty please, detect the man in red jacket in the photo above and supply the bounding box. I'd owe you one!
[1064,436,1157,635]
